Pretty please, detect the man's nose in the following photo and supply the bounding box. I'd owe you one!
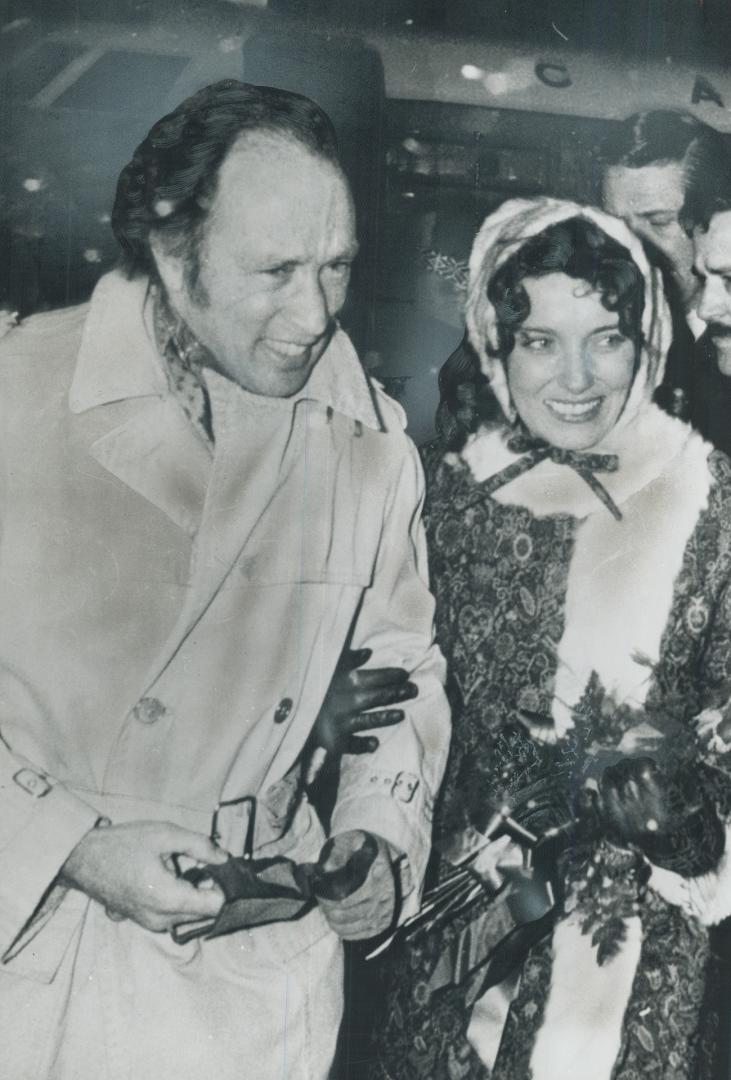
[698,278,730,325]
[285,272,331,341]
[558,346,593,394]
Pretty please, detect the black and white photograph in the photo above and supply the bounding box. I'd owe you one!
[2,2,731,1078]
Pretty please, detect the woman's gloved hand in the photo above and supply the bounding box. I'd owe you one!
[306,648,417,784]
[600,756,725,876]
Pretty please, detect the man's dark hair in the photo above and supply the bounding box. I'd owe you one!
[600,109,731,234]
[601,110,714,172]
[683,186,731,234]
[680,143,731,234]
[112,79,341,282]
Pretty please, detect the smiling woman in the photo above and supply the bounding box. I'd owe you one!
[373,198,731,1080]
[483,216,643,451]
[504,273,635,448]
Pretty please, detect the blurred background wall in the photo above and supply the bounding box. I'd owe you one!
[2,0,730,433]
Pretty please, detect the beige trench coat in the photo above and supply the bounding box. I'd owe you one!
[0,273,450,1080]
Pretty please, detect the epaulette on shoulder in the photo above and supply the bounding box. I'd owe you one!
[369,377,408,434]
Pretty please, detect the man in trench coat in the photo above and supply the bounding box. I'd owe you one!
[0,80,450,1080]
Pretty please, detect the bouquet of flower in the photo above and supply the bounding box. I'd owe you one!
[369,670,731,1001]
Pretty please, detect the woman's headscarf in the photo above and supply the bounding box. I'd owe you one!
[465,197,672,436]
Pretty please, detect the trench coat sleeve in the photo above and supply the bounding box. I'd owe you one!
[0,736,101,967]
[330,437,450,917]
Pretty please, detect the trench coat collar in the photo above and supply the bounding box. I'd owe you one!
[69,272,167,412]
[69,270,382,431]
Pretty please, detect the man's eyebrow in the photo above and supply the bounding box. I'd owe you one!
[245,253,302,269]
[248,242,360,268]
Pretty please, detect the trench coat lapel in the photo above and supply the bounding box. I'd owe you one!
[152,327,384,654]
[71,271,384,697]
[183,375,302,627]
[85,399,212,535]
[70,272,212,535]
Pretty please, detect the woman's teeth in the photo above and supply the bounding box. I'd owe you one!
[545,397,602,421]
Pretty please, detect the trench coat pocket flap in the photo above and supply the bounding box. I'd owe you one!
[233,542,374,589]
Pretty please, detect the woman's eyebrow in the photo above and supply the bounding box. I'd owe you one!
[519,322,621,334]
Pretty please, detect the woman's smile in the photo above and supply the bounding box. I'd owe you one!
[543,396,604,423]
[506,273,636,451]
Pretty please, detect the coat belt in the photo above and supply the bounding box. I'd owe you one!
[67,787,306,860]
[69,787,215,833]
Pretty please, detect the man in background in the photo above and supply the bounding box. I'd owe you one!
[601,109,729,420]
[683,163,731,457]
[0,80,449,1080]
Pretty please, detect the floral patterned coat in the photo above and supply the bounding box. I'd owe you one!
[374,401,731,1080]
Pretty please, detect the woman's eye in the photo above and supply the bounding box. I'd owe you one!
[520,335,552,351]
[595,332,627,349]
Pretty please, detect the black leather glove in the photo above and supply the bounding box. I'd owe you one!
[172,832,380,944]
[309,648,417,758]
[600,756,725,876]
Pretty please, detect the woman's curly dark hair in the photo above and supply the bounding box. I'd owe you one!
[111,79,340,287]
[488,217,645,357]
[436,216,645,448]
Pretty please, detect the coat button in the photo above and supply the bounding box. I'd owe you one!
[132,697,167,725]
[273,698,293,724]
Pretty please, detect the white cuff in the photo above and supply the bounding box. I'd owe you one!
[648,822,731,926]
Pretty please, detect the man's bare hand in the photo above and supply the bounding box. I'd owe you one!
[311,648,417,757]
[60,821,229,933]
[317,830,398,941]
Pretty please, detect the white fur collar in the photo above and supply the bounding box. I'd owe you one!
[461,405,697,521]
[551,428,712,730]
[460,408,715,727]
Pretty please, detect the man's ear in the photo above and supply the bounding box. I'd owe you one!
[149,233,186,296]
